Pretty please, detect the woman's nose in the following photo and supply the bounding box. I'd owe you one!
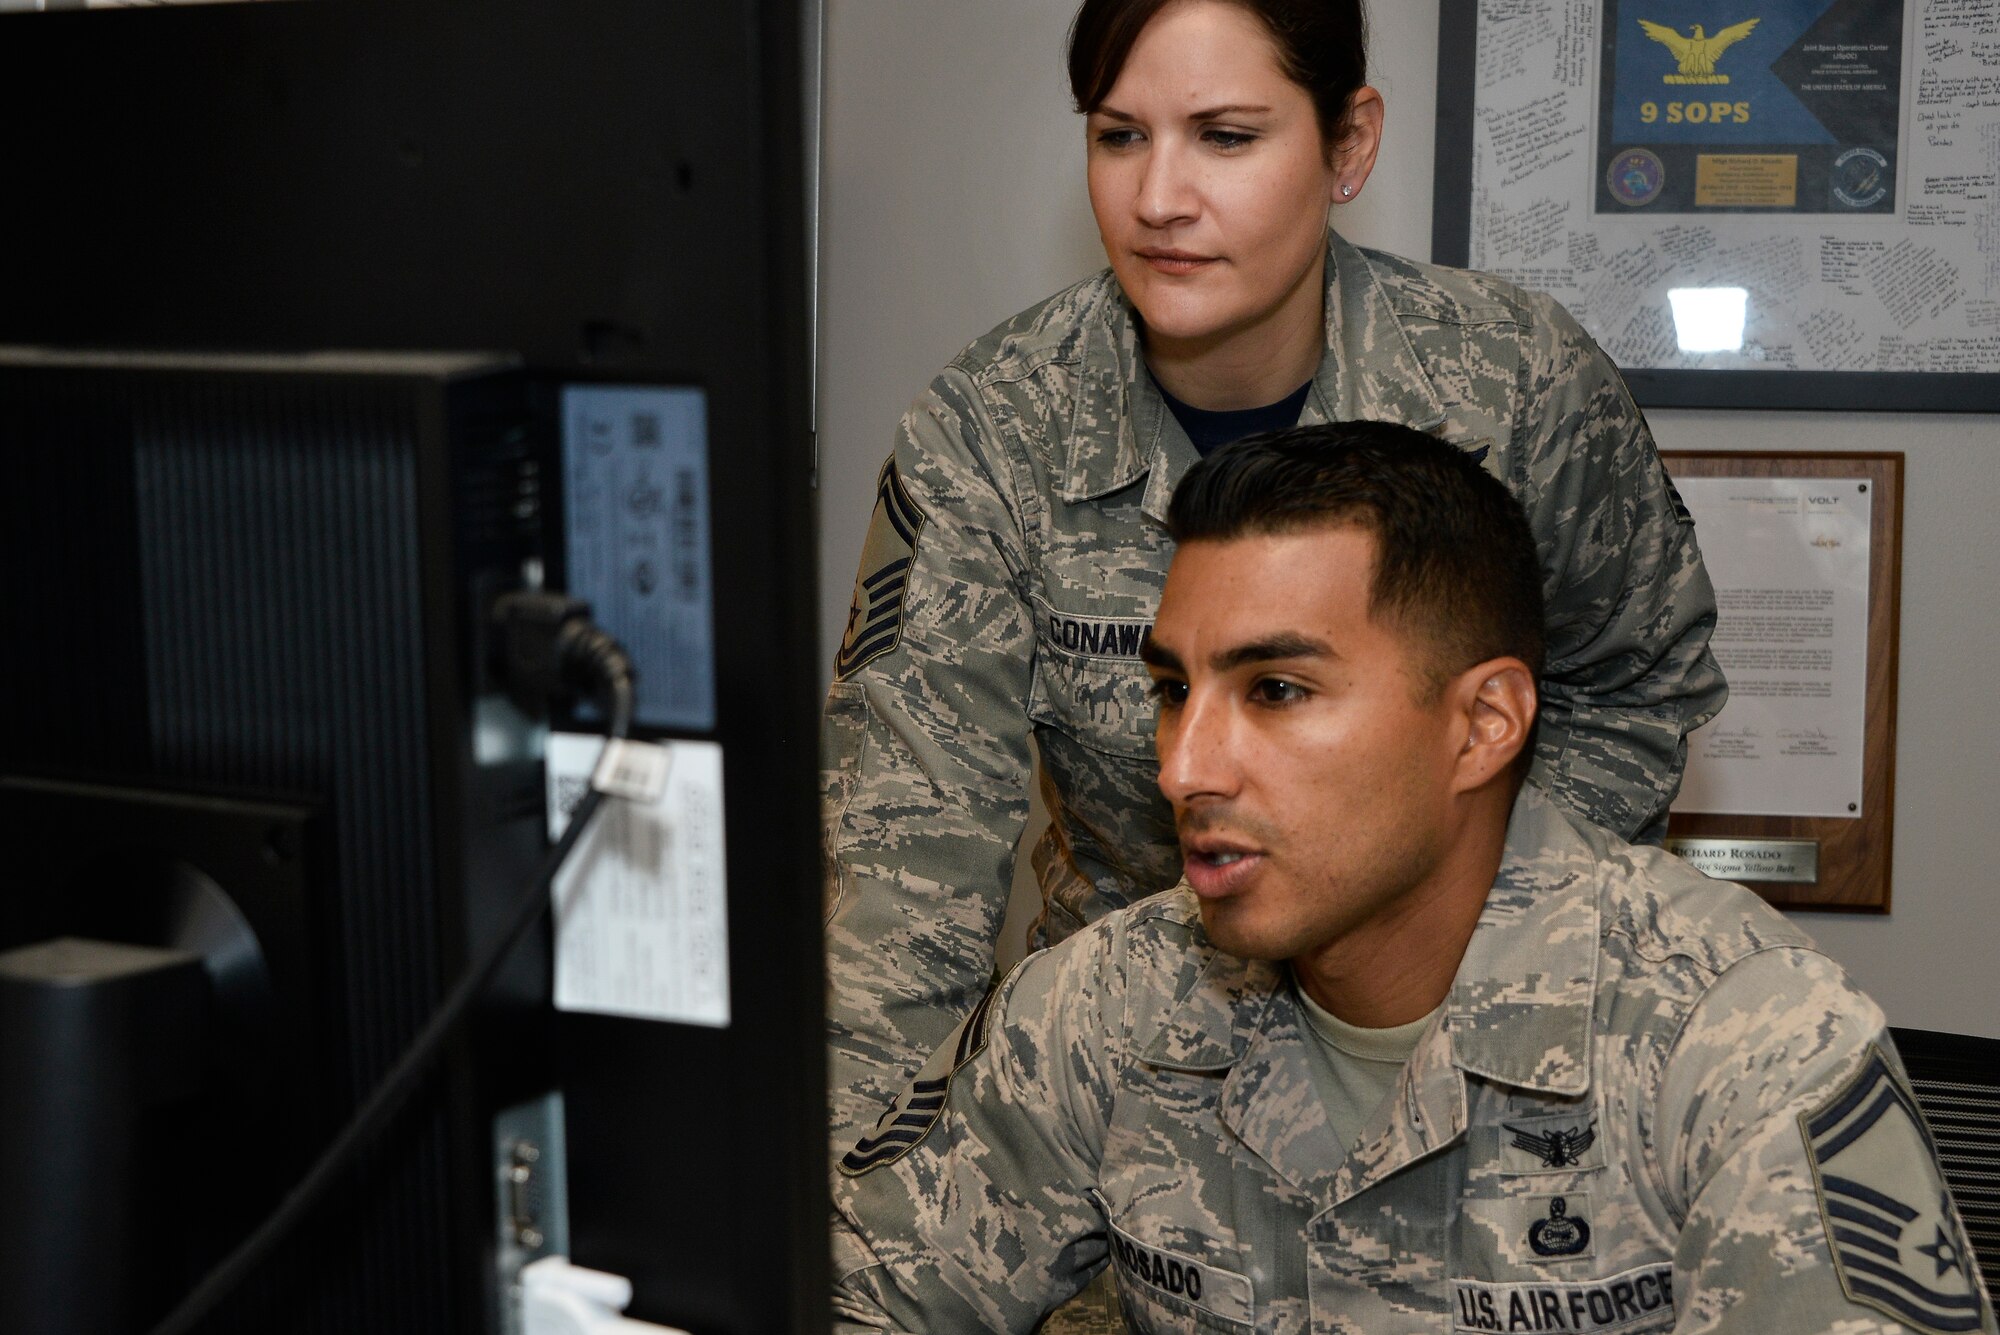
[1135,141,1199,230]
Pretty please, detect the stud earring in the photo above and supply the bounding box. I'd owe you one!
[1340,183,1355,197]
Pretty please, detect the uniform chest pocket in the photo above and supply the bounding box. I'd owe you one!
[1028,598,1158,759]
[1105,1219,1257,1335]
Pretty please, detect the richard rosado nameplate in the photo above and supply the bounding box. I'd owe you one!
[1665,836,1821,885]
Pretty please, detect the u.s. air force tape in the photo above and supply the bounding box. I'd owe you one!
[1452,1264,1675,1333]
[833,457,926,681]
[838,980,999,1176]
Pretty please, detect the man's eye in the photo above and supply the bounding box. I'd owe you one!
[1251,679,1306,706]
[1147,679,1188,707]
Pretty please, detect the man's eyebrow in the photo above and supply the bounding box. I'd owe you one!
[1211,633,1332,673]
[1138,636,1183,673]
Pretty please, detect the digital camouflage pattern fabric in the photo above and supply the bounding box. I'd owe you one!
[822,230,1727,1151]
[830,786,1995,1335]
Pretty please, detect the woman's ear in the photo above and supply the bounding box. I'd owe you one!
[1330,85,1385,202]
[1450,657,1538,794]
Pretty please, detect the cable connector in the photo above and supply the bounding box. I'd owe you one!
[491,590,637,736]
[521,1256,690,1335]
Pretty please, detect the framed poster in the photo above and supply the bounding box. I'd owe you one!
[1661,451,1903,910]
[1434,1,2000,410]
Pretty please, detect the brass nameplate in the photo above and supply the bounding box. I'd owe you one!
[1694,154,1799,208]
[1666,837,1820,885]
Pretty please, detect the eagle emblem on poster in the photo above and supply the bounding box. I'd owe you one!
[1639,18,1761,82]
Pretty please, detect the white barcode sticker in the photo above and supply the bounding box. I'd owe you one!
[590,737,672,804]
[545,732,729,1028]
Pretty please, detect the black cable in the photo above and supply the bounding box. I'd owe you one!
[147,614,635,1335]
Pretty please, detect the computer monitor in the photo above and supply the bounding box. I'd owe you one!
[0,1,824,1331]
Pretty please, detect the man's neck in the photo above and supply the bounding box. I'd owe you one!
[1290,790,1514,1028]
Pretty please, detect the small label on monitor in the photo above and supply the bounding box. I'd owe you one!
[561,385,717,731]
[590,738,672,805]
[546,733,730,1028]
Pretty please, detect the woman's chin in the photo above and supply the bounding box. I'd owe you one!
[1127,298,1246,353]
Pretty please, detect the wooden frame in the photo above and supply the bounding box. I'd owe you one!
[1662,451,1903,911]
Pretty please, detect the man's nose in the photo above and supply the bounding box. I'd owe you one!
[1156,689,1239,806]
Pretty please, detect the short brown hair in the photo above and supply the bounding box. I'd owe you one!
[1166,421,1547,692]
[1067,0,1370,147]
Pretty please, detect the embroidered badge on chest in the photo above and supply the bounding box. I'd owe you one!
[1528,1196,1593,1259]
[833,457,926,681]
[1802,1045,1990,1334]
[1508,1117,1598,1169]
[1496,1107,1604,1177]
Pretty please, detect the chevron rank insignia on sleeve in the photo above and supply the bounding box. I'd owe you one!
[1802,1045,1991,1334]
[838,980,999,1177]
[833,457,926,681]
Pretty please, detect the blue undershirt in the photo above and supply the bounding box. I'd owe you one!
[1153,374,1313,456]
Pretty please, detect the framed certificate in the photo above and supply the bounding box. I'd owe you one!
[1660,451,1903,911]
[1434,1,2000,410]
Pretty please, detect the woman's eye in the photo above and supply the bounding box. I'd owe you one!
[1095,127,1143,149]
[1251,679,1306,706]
[1202,128,1257,150]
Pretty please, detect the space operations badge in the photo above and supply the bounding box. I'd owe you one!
[1802,1045,1991,1334]
[838,979,1001,1176]
[834,457,926,681]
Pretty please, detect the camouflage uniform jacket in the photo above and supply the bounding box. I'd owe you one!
[831,787,1996,1334]
[823,231,1726,1143]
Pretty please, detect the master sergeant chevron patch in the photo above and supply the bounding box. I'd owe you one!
[838,977,1000,1177]
[834,457,926,681]
[1802,1045,1992,1334]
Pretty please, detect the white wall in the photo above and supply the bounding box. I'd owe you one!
[817,1,1999,1037]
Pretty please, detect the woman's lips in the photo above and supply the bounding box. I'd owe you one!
[1137,248,1217,276]
[1182,846,1265,900]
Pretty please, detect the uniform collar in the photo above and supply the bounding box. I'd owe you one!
[1140,945,1279,1074]
[1336,789,1601,1207]
[1057,231,1451,519]
[1141,951,1350,1204]
[1445,785,1602,1098]
[1137,787,1602,1205]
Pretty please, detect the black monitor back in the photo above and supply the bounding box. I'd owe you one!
[0,3,822,1332]
[0,351,550,1334]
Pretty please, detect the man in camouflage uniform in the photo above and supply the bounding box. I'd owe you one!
[831,426,1991,1334]
[823,233,1726,1153]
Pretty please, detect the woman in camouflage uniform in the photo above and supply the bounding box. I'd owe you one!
[824,0,1724,1170]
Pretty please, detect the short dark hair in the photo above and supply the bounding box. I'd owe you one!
[1068,0,1369,148]
[1166,421,1547,690]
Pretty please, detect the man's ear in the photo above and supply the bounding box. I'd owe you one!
[1450,657,1538,795]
